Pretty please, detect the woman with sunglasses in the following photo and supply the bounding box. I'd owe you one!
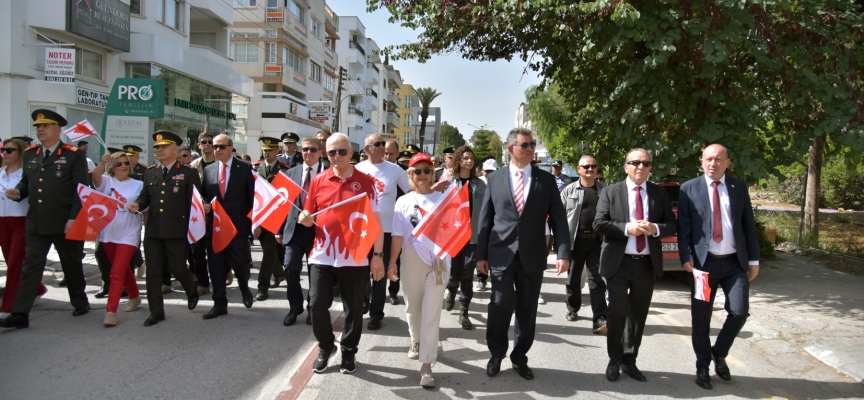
[92,151,144,326]
[388,153,450,388]
[0,139,48,317]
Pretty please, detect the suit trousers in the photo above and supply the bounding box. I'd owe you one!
[284,225,315,313]
[0,217,46,313]
[606,256,656,363]
[144,237,196,315]
[486,255,544,366]
[368,233,397,322]
[257,229,285,290]
[446,243,477,307]
[401,245,448,364]
[310,264,369,354]
[566,237,607,321]
[13,233,88,314]
[192,236,210,287]
[690,255,750,369]
[208,236,252,309]
[161,244,195,286]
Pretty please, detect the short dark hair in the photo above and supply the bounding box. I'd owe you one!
[179,146,192,153]
[77,140,88,146]
[198,132,214,142]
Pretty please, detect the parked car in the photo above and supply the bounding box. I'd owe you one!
[658,182,683,271]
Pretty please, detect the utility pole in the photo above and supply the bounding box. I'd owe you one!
[333,66,346,132]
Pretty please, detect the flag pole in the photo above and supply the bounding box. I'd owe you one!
[310,193,366,217]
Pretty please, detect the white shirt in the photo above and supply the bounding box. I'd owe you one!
[392,191,451,270]
[704,174,752,264]
[95,175,144,246]
[42,142,60,156]
[301,161,322,187]
[623,177,660,255]
[218,158,232,188]
[0,167,28,217]
[355,160,411,232]
[508,163,531,209]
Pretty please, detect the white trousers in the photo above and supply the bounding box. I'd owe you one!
[401,245,448,364]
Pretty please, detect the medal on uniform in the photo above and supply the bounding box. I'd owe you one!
[173,186,179,193]
[56,171,62,177]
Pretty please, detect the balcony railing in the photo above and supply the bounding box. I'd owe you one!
[348,107,364,118]
[367,62,379,73]
[349,41,365,56]
[264,63,283,76]
[324,4,339,30]
[366,88,378,98]
[266,7,284,22]
[282,31,307,51]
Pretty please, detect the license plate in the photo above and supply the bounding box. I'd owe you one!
[662,242,678,252]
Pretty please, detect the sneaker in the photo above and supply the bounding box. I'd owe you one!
[312,346,337,373]
[475,281,487,291]
[538,294,546,305]
[593,316,608,334]
[420,364,436,388]
[125,297,141,312]
[340,353,357,374]
[408,342,420,360]
[161,285,173,294]
[103,312,118,326]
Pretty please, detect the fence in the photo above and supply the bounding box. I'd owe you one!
[753,205,864,258]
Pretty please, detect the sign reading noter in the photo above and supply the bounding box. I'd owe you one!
[45,48,75,84]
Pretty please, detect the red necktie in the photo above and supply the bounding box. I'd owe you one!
[219,163,227,198]
[299,166,311,208]
[712,181,723,243]
[635,186,646,253]
[514,171,524,214]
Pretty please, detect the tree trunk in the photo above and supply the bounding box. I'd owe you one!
[419,107,429,151]
[803,135,824,246]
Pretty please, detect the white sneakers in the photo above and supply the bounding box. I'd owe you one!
[538,293,546,304]
[126,297,141,312]
[408,342,420,360]
[420,364,435,388]
[103,312,118,326]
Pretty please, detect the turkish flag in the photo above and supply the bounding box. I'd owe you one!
[211,198,237,253]
[412,183,471,259]
[66,184,119,241]
[323,194,381,264]
[187,185,206,243]
[63,119,99,143]
[249,172,291,234]
[271,170,302,204]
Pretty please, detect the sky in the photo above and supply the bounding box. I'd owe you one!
[328,1,543,142]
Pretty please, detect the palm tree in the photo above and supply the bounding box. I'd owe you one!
[413,87,442,152]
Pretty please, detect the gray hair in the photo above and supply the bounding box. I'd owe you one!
[327,132,351,149]
[578,154,596,165]
[301,136,322,149]
[625,148,651,162]
[506,128,533,146]
[363,133,383,147]
[214,133,233,146]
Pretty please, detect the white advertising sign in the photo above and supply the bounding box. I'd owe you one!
[45,48,76,84]
[105,116,149,163]
[76,86,109,109]
[308,101,331,123]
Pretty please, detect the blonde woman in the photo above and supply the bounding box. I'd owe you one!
[388,153,449,388]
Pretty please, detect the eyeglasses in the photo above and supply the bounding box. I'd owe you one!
[370,141,385,148]
[114,161,131,167]
[516,142,537,149]
[1,148,17,154]
[413,167,433,175]
[179,154,191,158]
[199,140,213,145]
[580,164,598,170]
[302,147,319,153]
[327,149,349,157]
[213,145,230,150]
[625,160,652,167]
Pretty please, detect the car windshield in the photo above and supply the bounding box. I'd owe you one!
[663,185,680,207]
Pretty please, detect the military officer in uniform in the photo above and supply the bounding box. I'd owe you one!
[254,136,289,300]
[1,110,91,329]
[435,147,455,181]
[127,131,201,326]
[278,132,303,167]
[124,145,147,181]
[397,150,413,169]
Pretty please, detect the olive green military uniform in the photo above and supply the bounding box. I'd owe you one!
[255,158,289,293]
[135,161,201,316]
[130,163,147,181]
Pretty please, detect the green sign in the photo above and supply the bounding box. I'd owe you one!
[174,98,237,120]
[105,78,165,118]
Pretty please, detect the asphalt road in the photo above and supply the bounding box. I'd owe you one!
[1,245,862,399]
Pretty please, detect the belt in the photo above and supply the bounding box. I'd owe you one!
[576,232,599,239]
[708,252,736,259]
[624,254,648,259]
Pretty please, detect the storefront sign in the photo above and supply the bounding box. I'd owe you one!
[105,78,165,118]
[308,101,331,123]
[105,116,150,163]
[174,99,237,120]
[45,48,75,84]
[76,86,109,109]
[67,0,131,52]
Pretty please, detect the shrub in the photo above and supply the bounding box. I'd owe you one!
[754,217,775,257]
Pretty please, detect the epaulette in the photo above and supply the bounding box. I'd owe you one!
[139,163,148,168]
[62,143,79,152]
[181,163,192,168]
[148,164,159,169]
[25,144,39,152]
[279,161,290,169]
[253,160,263,167]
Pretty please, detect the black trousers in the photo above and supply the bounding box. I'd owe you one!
[207,236,252,309]
[368,233,397,321]
[160,244,194,286]
[486,256,544,366]
[566,237,607,321]
[690,255,750,369]
[192,236,210,287]
[446,243,477,307]
[257,229,285,290]
[605,256,655,363]
[284,225,315,313]
[13,233,88,314]
[143,237,196,316]
[310,264,369,354]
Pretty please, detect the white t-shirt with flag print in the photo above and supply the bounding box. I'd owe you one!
[354,160,411,233]
[95,176,143,247]
[392,191,451,269]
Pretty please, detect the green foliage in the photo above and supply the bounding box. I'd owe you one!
[469,128,502,164]
[766,156,864,209]
[412,87,442,150]
[438,121,466,156]
[754,217,776,257]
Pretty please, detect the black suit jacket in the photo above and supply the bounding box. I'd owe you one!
[202,159,255,237]
[677,175,759,271]
[477,165,570,272]
[593,180,677,279]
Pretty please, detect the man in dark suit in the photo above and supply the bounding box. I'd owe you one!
[678,144,760,389]
[477,128,571,380]
[593,148,677,382]
[200,134,256,319]
[1,110,90,329]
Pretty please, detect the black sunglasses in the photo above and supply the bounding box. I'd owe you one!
[199,140,213,145]
[213,145,231,150]
[114,161,131,167]
[369,141,386,148]
[516,142,536,149]
[327,149,349,157]
[1,148,18,154]
[413,167,433,175]
[179,154,191,158]
[580,164,598,170]
[302,147,319,153]
[626,160,652,167]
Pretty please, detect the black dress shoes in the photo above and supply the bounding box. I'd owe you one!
[486,357,502,377]
[513,363,534,380]
[72,305,90,317]
[696,368,712,389]
[565,311,578,321]
[187,293,199,310]
[444,291,456,311]
[283,311,299,326]
[389,295,400,305]
[367,319,382,330]
[256,289,269,301]
[0,313,29,329]
[203,307,228,320]
[712,352,732,381]
[94,286,110,298]
[58,278,67,287]
[621,360,647,382]
[242,290,254,308]
[306,313,312,325]
[143,314,165,326]
[606,361,621,382]
[362,299,369,315]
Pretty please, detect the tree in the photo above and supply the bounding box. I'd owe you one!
[371,0,864,244]
[438,121,466,155]
[488,132,504,165]
[469,128,502,164]
[413,87,442,152]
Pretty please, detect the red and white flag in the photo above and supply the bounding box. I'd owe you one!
[319,194,381,264]
[249,172,290,234]
[187,185,206,243]
[63,119,99,142]
[211,198,237,253]
[271,170,303,204]
[693,269,712,302]
[66,184,119,241]
[412,183,471,259]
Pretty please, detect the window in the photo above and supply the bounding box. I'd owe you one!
[130,0,141,15]
[264,42,276,63]
[284,47,304,74]
[157,0,183,31]
[264,29,277,38]
[232,43,258,62]
[311,20,322,38]
[287,0,304,24]
[309,62,321,82]
[404,114,412,127]
[323,73,334,91]
[404,95,413,108]
[231,32,258,38]
[233,0,256,6]
[75,47,103,80]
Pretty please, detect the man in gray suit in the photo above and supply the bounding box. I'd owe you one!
[477,128,571,380]
[678,144,760,390]
[593,148,677,383]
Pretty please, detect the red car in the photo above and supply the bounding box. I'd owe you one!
[658,182,683,271]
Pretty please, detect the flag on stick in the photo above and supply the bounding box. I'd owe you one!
[188,186,206,243]
[66,184,119,241]
[211,198,237,253]
[412,184,471,259]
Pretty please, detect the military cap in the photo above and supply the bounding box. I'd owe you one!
[11,136,34,145]
[152,130,183,147]
[259,136,281,150]
[281,132,300,143]
[359,149,367,156]
[107,147,125,154]
[350,152,360,164]
[552,160,563,167]
[31,109,68,127]
[123,145,143,155]
[405,144,421,154]
[442,147,455,156]
[398,150,413,163]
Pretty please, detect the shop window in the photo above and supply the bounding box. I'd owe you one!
[232,42,258,62]
[75,47,103,81]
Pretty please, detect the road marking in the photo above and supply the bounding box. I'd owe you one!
[275,311,346,400]
[755,391,796,400]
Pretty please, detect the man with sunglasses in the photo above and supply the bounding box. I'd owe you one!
[177,146,193,163]
[189,132,218,294]
[560,155,608,333]
[593,148,677,382]
[254,137,289,301]
[355,134,412,330]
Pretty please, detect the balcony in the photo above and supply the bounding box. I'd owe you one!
[367,62,379,73]
[349,107,364,118]
[387,111,399,127]
[264,62,283,76]
[387,91,398,105]
[324,4,340,33]
[349,41,366,57]
[266,7,284,22]
[366,88,377,99]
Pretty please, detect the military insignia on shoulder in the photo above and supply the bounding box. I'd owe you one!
[253,160,263,167]
[139,163,148,168]
[148,164,159,169]
[62,144,79,152]
[279,161,290,169]
[25,144,39,152]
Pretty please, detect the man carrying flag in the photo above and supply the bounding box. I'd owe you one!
[297,133,384,375]
[253,136,290,301]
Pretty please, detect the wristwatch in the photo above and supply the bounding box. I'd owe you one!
[372,252,384,258]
